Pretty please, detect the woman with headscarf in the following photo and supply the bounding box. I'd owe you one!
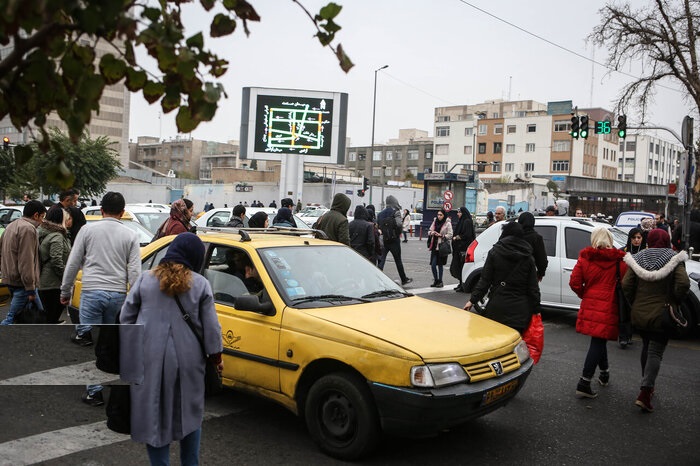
[622,228,689,412]
[450,207,476,292]
[623,227,647,254]
[569,227,627,399]
[120,233,223,464]
[464,222,540,333]
[427,208,453,288]
[38,206,72,323]
[156,199,194,238]
[248,211,269,228]
[272,207,295,228]
[401,209,411,243]
[518,211,548,281]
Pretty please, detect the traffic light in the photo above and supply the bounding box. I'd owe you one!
[579,115,589,139]
[357,189,365,197]
[617,115,627,138]
[2,137,9,149]
[363,177,369,191]
[570,116,580,139]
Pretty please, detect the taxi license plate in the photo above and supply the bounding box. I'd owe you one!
[482,379,519,406]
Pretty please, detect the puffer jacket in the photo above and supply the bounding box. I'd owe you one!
[469,236,540,332]
[569,247,626,340]
[622,249,690,332]
[38,221,72,290]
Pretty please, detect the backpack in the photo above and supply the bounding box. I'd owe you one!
[379,212,400,242]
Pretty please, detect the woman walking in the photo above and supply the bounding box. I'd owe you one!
[569,227,626,399]
[38,206,72,323]
[401,209,411,243]
[622,228,689,412]
[450,207,475,292]
[427,208,453,287]
[155,199,195,239]
[120,233,223,465]
[463,222,539,333]
[623,227,647,254]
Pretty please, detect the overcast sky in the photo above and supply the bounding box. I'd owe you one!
[128,0,692,147]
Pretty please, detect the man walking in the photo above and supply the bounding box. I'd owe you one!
[377,195,412,285]
[316,193,351,245]
[60,192,140,406]
[0,201,47,325]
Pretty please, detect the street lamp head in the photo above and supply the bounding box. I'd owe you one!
[376,64,389,72]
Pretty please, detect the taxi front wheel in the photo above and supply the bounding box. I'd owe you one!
[304,372,380,461]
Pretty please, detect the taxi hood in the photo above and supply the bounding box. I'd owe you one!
[296,296,520,362]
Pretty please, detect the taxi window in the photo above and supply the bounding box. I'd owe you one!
[534,225,557,257]
[565,227,591,260]
[141,245,170,271]
[203,245,258,306]
[207,211,231,227]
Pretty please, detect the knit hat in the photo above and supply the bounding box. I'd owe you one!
[647,228,671,248]
[160,232,205,271]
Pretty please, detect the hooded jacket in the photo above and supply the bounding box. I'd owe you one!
[517,212,548,279]
[569,247,626,340]
[622,249,689,332]
[470,233,540,332]
[348,205,375,260]
[377,196,403,244]
[317,193,351,245]
[38,220,72,290]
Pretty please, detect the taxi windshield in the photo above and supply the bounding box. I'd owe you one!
[258,245,406,306]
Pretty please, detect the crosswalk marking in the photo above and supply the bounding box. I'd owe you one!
[0,361,122,386]
[0,399,243,466]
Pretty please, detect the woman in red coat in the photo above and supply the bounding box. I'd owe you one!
[156,199,194,239]
[569,227,626,399]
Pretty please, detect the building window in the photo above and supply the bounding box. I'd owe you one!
[478,143,486,154]
[385,167,392,176]
[494,124,503,134]
[506,144,515,153]
[464,145,473,155]
[527,124,537,133]
[493,142,502,153]
[507,125,516,134]
[525,162,534,171]
[373,150,382,161]
[436,115,450,122]
[358,153,366,161]
[552,140,571,152]
[525,143,535,152]
[395,151,402,160]
[505,163,514,172]
[348,152,356,162]
[424,151,432,159]
[464,127,473,136]
[408,167,418,177]
[436,126,450,137]
[394,167,401,176]
[372,168,381,177]
[516,111,527,117]
[434,145,448,156]
[492,162,501,172]
[408,149,420,160]
[434,162,448,172]
[385,151,393,161]
[552,160,569,171]
[478,124,487,135]
[626,141,636,151]
[554,121,571,132]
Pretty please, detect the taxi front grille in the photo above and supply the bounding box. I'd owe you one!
[464,353,520,382]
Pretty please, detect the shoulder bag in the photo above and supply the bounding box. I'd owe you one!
[661,275,689,338]
[615,262,633,344]
[174,295,223,397]
[14,299,47,324]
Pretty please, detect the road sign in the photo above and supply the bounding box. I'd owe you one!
[443,201,453,211]
[443,190,454,201]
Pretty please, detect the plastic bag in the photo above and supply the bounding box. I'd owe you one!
[14,300,46,324]
[522,313,544,364]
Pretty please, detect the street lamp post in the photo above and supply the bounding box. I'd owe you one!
[380,165,387,209]
[369,64,388,206]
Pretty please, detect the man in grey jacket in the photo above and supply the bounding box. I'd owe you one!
[60,191,140,406]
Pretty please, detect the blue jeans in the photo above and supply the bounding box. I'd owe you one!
[430,251,443,282]
[582,337,609,380]
[79,290,126,395]
[146,428,201,466]
[1,286,43,325]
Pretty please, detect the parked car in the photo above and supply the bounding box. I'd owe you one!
[68,229,533,460]
[128,202,170,211]
[82,205,170,235]
[0,206,23,227]
[84,214,154,247]
[461,216,700,333]
[614,211,655,233]
[195,207,310,230]
[297,208,329,227]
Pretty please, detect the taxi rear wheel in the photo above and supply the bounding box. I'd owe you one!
[304,372,380,460]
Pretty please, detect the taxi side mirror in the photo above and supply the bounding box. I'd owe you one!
[234,295,275,316]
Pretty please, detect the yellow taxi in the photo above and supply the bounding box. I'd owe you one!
[69,227,533,460]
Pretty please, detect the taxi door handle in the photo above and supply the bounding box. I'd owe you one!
[563,267,574,272]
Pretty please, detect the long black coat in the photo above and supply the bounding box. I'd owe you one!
[521,228,548,279]
[450,216,475,279]
[348,206,375,261]
[469,236,540,332]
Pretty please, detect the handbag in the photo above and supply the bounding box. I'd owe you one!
[615,262,632,324]
[438,240,451,257]
[659,273,690,338]
[173,295,223,397]
[14,299,47,324]
[105,385,131,434]
[522,313,544,364]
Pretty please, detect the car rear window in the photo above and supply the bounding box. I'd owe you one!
[534,225,557,257]
[564,227,591,260]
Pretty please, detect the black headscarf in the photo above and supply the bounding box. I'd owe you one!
[160,232,205,272]
[624,227,646,254]
[517,211,535,231]
[249,211,268,228]
[276,207,293,223]
[434,208,447,231]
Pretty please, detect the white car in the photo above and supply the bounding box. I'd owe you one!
[129,202,170,211]
[0,206,23,226]
[195,207,310,229]
[461,215,700,332]
[297,208,329,227]
[82,205,170,235]
[614,211,655,233]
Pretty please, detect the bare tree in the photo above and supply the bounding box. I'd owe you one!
[590,0,699,122]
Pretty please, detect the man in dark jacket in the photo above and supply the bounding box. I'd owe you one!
[518,212,548,281]
[316,193,351,245]
[348,205,375,261]
[377,195,412,285]
[227,205,246,228]
[463,222,540,333]
[271,198,293,224]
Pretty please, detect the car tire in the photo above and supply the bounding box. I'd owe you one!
[304,372,380,461]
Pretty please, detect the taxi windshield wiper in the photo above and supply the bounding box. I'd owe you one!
[361,289,413,299]
[291,294,371,304]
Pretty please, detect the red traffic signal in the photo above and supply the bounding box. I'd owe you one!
[2,137,9,148]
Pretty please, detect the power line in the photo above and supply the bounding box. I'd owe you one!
[382,72,459,105]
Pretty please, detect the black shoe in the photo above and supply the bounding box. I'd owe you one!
[402,240,408,243]
[401,278,413,286]
[430,280,438,287]
[435,281,444,288]
[575,379,598,399]
[81,390,104,407]
[71,331,93,347]
[598,370,610,386]
[454,285,463,292]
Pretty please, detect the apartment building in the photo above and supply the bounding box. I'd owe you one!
[618,134,683,185]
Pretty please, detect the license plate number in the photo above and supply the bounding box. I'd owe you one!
[482,379,519,405]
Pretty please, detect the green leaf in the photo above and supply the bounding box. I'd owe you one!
[316,31,332,46]
[14,145,34,166]
[125,68,147,92]
[124,41,136,65]
[186,32,204,49]
[143,81,165,104]
[203,82,222,103]
[46,160,75,189]
[211,14,236,37]
[142,7,161,22]
[319,3,342,20]
[200,0,215,11]
[336,44,354,73]
[99,54,127,84]
[176,106,199,133]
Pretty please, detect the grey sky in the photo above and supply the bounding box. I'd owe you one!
[128,0,691,146]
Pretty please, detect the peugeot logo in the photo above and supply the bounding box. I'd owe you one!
[490,361,503,376]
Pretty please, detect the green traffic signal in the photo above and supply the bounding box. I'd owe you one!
[570,116,580,140]
[580,116,589,139]
[617,115,627,139]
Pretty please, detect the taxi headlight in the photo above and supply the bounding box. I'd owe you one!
[410,363,468,388]
[514,340,531,364]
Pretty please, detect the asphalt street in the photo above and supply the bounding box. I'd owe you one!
[1,237,699,465]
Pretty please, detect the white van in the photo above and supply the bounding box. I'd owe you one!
[614,211,655,233]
